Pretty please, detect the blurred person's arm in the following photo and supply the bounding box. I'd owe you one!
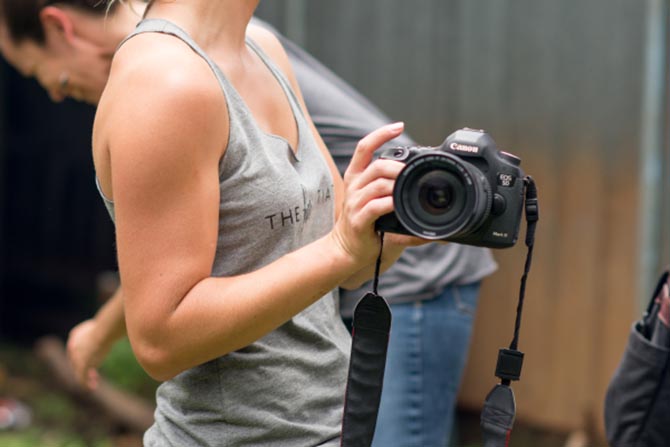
[66,286,126,390]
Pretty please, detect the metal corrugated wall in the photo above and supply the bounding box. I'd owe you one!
[258,0,645,149]
[257,0,667,437]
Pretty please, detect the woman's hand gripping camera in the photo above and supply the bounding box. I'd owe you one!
[331,122,430,289]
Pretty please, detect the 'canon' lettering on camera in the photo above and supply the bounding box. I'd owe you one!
[375,128,526,249]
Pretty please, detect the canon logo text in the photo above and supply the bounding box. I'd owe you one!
[449,142,479,153]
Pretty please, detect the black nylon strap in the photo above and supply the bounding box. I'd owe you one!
[341,233,390,447]
[481,176,539,447]
[372,232,385,295]
[509,176,538,353]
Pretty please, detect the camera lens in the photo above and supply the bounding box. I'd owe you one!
[393,152,491,239]
[417,171,457,215]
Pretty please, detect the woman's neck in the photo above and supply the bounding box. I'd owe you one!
[66,0,145,55]
[144,0,258,53]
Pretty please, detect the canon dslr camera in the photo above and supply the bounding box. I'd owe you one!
[375,128,526,249]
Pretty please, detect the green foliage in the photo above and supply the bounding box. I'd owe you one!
[0,342,136,445]
[0,429,111,447]
[29,392,77,427]
[100,338,158,399]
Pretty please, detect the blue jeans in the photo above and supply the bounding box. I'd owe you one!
[371,282,481,447]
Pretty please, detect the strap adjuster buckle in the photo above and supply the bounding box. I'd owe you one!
[525,198,539,222]
[495,348,524,382]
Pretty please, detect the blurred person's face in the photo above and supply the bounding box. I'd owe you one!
[0,6,112,105]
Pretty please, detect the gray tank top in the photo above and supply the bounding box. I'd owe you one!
[251,18,497,315]
[104,19,351,447]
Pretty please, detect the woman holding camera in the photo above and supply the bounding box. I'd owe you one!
[93,0,423,445]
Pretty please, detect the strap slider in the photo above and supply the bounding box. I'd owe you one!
[525,198,539,222]
[495,348,524,382]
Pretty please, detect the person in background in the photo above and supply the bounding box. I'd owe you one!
[0,1,497,445]
[262,20,498,446]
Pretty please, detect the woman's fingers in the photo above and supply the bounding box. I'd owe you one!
[357,196,395,228]
[87,369,100,391]
[332,122,412,264]
[345,160,404,204]
[349,159,404,192]
[346,122,404,177]
[347,177,395,213]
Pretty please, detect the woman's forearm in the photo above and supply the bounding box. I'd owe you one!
[66,285,128,389]
[126,232,359,381]
[93,286,127,346]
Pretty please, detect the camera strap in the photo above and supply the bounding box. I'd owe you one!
[480,175,539,447]
[341,232,390,447]
[341,177,539,447]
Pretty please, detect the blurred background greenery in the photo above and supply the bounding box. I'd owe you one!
[0,339,156,446]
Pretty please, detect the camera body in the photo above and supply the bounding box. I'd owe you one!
[375,128,525,249]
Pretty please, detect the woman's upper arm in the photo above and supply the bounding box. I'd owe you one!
[98,45,228,349]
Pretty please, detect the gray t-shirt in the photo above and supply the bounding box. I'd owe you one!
[256,19,497,315]
[108,19,351,447]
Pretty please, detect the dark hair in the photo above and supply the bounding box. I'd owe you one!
[0,0,112,44]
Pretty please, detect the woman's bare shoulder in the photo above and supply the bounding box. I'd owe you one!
[95,32,228,164]
[107,33,223,106]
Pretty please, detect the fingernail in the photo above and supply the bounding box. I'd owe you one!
[389,122,404,132]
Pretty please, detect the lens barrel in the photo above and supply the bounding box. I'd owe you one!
[393,152,491,239]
